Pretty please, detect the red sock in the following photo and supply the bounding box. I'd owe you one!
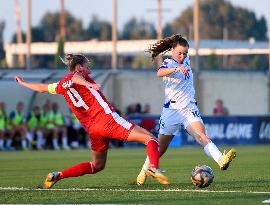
[58,162,96,180]
[146,139,159,169]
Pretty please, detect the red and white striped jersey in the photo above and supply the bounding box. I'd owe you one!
[48,70,116,129]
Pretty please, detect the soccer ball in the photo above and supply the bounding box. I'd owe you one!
[191,165,214,188]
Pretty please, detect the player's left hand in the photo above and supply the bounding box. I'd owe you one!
[176,66,190,76]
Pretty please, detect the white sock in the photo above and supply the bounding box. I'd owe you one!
[62,136,69,147]
[204,142,222,163]
[26,133,33,148]
[53,138,60,150]
[21,139,27,149]
[142,157,150,171]
[0,139,4,149]
[6,139,12,148]
[26,132,33,142]
[37,131,44,149]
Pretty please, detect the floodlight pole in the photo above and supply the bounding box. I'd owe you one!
[268,2,270,113]
[157,0,163,66]
[112,0,118,70]
[26,0,31,70]
[15,0,24,68]
[60,0,66,40]
[193,0,199,72]
[193,0,203,112]
[268,0,270,74]
[269,37,270,71]
[268,9,270,113]
[157,0,163,40]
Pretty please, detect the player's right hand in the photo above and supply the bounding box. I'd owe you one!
[14,76,25,84]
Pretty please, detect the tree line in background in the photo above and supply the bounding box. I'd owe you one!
[0,0,268,69]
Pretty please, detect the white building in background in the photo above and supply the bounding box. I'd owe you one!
[4,39,270,67]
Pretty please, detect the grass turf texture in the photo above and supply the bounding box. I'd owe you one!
[0,146,269,204]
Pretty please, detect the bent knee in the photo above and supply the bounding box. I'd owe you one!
[94,163,106,173]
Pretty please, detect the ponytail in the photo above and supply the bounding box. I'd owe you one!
[60,54,91,72]
[146,34,189,61]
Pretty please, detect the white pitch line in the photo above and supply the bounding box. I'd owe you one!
[0,187,269,194]
[263,199,270,203]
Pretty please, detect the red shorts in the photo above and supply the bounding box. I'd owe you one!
[86,112,135,152]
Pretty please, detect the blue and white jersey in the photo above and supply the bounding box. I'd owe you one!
[159,56,196,109]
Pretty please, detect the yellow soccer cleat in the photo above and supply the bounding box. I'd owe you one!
[218,149,236,170]
[145,168,170,185]
[43,172,59,189]
[137,169,147,186]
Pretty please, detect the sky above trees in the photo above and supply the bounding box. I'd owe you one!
[0,0,269,43]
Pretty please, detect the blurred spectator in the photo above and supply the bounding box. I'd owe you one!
[68,111,88,148]
[0,102,6,150]
[135,103,142,114]
[1,102,12,150]
[213,99,229,116]
[26,106,44,150]
[9,101,29,150]
[126,103,137,115]
[41,100,61,150]
[143,103,151,114]
[126,103,142,115]
[52,102,70,150]
[29,106,43,149]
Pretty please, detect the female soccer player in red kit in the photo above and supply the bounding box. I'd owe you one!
[14,54,170,188]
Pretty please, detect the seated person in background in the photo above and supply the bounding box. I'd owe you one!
[126,103,142,116]
[9,101,29,150]
[213,99,229,116]
[0,102,7,150]
[125,103,137,116]
[41,101,60,150]
[135,103,142,114]
[27,106,44,150]
[143,103,151,114]
[52,102,70,150]
[1,102,13,150]
[69,111,87,148]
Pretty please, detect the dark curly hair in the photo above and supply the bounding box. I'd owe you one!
[146,34,189,61]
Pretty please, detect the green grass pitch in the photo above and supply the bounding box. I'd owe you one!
[0,146,269,204]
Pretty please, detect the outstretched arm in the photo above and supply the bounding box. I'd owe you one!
[14,75,49,93]
[71,72,100,90]
[157,67,190,77]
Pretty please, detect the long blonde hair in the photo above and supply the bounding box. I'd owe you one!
[146,34,189,61]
